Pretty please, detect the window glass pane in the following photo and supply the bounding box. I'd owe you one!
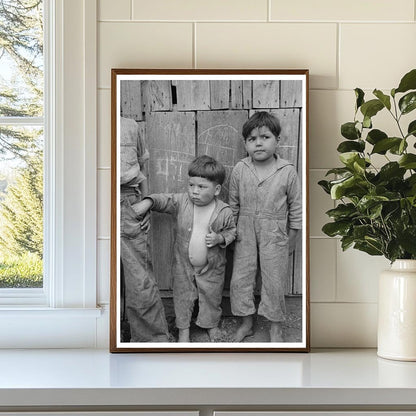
[0,0,44,117]
[0,126,43,289]
[0,0,44,291]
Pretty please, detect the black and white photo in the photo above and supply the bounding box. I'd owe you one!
[110,69,309,352]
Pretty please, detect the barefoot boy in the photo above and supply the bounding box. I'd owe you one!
[132,155,236,342]
[229,111,302,342]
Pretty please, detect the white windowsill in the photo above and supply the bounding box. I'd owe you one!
[0,307,102,316]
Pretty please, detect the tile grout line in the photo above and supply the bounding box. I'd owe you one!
[336,22,341,90]
[268,0,271,22]
[193,22,197,68]
[98,19,415,24]
[311,301,378,305]
[333,229,339,303]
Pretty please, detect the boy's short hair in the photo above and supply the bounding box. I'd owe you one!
[242,111,281,140]
[188,155,226,185]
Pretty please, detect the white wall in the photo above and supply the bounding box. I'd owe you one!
[96,0,416,348]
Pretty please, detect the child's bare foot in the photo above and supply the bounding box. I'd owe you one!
[270,322,284,342]
[207,326,222,342]
[233,315,254,342]
[178,328,190,343]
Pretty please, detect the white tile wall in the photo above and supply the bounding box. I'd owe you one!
[98,89,111,168]
[98,169,111,239]
[97,239,110,305]
[96,0,416,347]
[98,22,193,88]
[340,24,416,90]
[309,90,355,169]
[311,303,378,347]
[196,23,338,89]
[99,0,131,20]
[132,0,269,21]
[270,0,415,22]
[336,247,389,303]
[310,239,336,302]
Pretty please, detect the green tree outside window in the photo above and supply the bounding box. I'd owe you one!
[0,0,44,288]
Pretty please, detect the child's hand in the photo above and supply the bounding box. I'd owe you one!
[131,202,147,217]
[205,227,224,248]
[131,199,153,233]
[140,211,151,233]
[131,198,152,217]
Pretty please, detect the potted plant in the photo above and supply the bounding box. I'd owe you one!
[319,68,416,361]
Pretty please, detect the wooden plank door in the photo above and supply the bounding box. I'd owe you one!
[147,111,196,290]
[120,79,304,296]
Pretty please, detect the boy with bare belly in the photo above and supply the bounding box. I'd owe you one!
[132,155,236,342]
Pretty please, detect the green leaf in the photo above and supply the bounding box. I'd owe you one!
[363,116,372,129]
[326,203,357,220]
[341,235,355,251]
[355,88,365,110]
[330,175,367,200]
[357,195,389,213]
[339,152,362,167]
[395,69,416,94]
[386,239,403,263]
[325,167,352,176]
[369,203,383,220]
[399,92,416,115]
[407,120,416,137]
[341,122,360,140]
[397,227,416,255]
[353,158,366,174]
[373,89,391,110]
[322,221,351,237]
[354,241,383,256]
[399,154,416,169]
[390,139,408,155]
[406,175,416,196]
[337,140,365,153]
[339,152,357,166]
[371,137,402,154]
[318,180,331,194]
[366,129,387,145]
[377,162,406,181]
[360,99,384,119]
[353,224,374,240]
[330,176,354,199]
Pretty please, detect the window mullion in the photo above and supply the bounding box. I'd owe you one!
[0,117,45,126]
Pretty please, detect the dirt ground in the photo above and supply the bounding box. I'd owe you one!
[122,296,302,343]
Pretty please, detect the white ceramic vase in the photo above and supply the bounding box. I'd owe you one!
[378,259,416,361]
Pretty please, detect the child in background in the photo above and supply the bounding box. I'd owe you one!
[119,116,169,342]
[229,111,302,342]
[133,155,236,342]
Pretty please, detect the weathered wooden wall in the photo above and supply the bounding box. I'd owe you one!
[120,79,303,297]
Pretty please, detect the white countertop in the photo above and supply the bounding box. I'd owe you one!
[0,348,416,408]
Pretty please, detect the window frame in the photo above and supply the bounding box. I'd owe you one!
[0,0,100,348]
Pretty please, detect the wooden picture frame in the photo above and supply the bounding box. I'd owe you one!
[110,69,310,352]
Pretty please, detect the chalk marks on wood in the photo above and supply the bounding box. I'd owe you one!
[120,79,304,294]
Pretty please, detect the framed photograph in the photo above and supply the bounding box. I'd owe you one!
[110,69,310,352]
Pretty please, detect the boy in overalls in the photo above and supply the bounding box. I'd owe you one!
[229,112,302,342]
[133,155,236,342]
